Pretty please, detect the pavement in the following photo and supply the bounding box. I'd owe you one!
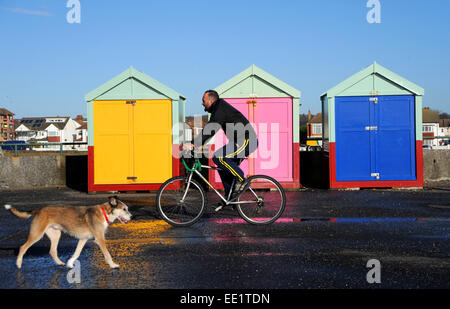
[0,182,449,290]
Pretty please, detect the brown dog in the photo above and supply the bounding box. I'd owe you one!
[4,196,132,269]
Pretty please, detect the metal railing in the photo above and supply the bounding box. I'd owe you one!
[0,142,88,156]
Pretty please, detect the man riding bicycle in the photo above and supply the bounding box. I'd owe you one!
[183,90,258,202]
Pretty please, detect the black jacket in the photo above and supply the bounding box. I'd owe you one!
[193,98,257,146]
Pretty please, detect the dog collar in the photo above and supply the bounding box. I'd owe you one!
[100,206,110,223]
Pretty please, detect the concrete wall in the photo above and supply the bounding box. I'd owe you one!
[0,149,448,190]
[423,150,450,181]
[0,153,65,189]
[0,151,88,190]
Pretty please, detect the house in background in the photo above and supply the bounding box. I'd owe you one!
[438,118,450,146]
[422,108,440,147]
[73,115,88,150]
[74,115,88,144]
[306,110,322,149]
[185,115,207,142]
[15,116,83,150]
[0,108,15,141]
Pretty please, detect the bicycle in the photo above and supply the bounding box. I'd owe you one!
[156,149,286,227]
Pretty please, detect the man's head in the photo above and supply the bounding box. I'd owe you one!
[202,90,219,112]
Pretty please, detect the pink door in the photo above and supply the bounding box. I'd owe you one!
[253,98,293,182]
[213,97,293,184]
[213,99,250,183]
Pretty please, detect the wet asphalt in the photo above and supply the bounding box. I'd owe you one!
[0,183,449,289]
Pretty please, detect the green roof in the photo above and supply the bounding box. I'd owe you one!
[215,64,301,99]
[321,62,424,98]
[85,66,185,102]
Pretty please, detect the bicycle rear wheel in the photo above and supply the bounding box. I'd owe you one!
[156,176,206,227]
[236,175,286,225]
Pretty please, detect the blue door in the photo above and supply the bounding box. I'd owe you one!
[335,97,373,181]
[376,96,416,180]
[335,96,416,181]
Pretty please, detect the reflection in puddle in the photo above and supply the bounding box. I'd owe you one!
[244,252,291,256]
[91,220,176,272]
[211,218,293,224]
[112,220,174,240]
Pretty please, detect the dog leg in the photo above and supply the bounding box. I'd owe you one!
[67,238,88,268]
[16,219,46,269]
[45,228,65,266]
[94,235,119,268]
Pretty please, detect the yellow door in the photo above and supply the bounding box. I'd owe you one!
[93,99,172,185]
[133,100,172,183]
[93,100,133,184]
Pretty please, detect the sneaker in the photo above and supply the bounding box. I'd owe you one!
[214,204,224,212]
[233,180,246,193]
[229,179,250,201]
[214,202,235,212]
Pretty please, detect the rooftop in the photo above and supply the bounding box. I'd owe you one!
[0,108,14,116]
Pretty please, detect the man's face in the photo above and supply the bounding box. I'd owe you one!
[202,93,214,112]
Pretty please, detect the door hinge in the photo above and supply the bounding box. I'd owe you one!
[365,126,378,131]
[246,99,257,108]
[127,176,137,182]
[126,100,136,105]
[370,173,380,179]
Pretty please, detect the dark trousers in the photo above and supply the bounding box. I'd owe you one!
[212,137,258,197]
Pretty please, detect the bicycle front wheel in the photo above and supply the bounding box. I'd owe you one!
[156,176,206,227]
[236,175,286,225]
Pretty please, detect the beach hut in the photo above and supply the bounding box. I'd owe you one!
[210,64,302,189]
[321,62,424,189]
[85,67,185,192]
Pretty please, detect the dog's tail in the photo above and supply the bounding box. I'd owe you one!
[4,205,33,219]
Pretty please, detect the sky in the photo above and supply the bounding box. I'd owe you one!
[0,0,449,119]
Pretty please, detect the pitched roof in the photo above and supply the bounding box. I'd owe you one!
[18,117,70,131]
[308,113,322,124]
[322,62,424,98]
[76,121,87,130]
[422,108,439,123]
[85,66,186,102]
[0,108,14,116]
[215,64,301,99]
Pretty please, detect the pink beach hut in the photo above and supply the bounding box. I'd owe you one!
[209,65,301,189]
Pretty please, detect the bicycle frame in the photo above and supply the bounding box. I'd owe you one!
[181,157,258,206]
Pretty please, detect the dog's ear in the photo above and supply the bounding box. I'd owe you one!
[108,196,119,207]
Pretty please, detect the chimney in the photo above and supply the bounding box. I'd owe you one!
[308,109,312,122]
